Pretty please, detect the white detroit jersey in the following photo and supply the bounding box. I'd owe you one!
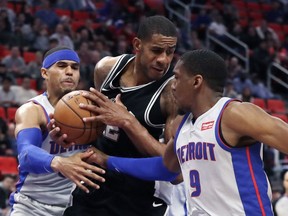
[175,97,273,216]
[12,93,87,207]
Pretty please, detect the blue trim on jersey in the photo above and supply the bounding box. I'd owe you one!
[174,113,190,154]
[215,99,273,215]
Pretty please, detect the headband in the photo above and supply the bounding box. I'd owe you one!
[42,49,80,69]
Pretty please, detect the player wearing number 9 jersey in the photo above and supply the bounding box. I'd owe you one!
[87,49,288,215]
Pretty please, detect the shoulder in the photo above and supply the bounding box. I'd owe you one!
[95,55,122,76]
[15,102,47,134]
[94,55,123,90]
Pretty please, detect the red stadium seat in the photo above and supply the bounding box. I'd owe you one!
[6,107,18,123]
[23,52,36,63]
[0,107,6,121]
[251,98,267,111]
[247,2,260,11]
[268,23,283,32]
[271,113,288,122]
[232,1,246,10]
[54,9,71,18]
[0,156,18,175]
[261,3,272,12]
[282,25,288,34]
[73,11,90,20]
[71,21,85,32]
[249,12,263,20]
[267,99,286,113]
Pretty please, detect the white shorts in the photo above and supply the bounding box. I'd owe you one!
[10,193,66,216]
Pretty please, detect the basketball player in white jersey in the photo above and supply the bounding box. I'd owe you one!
[9,46,105,216]
[84,49,288,215]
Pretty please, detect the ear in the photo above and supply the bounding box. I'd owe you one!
[41,68,48,79]
[194,75,203,88]
[133,37,141,53]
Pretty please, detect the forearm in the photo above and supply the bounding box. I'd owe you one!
[121,116,166,156]
[107,156,179,181]
[17,128,55,174]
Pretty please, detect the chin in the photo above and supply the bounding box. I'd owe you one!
[63,88,75,95]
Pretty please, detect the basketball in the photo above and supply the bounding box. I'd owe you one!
[54,90,105,145]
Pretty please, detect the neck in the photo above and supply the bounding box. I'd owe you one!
[120,60,150,87]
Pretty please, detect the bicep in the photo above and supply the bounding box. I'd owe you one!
[15,103,43,137]
[94,56,118,90]
[224,102,288,154]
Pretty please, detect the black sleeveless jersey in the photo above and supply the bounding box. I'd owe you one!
[95,54,174,158]
[69,54,174,216]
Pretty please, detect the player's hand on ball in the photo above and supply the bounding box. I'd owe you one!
[80,87,134,128]
[51,150,105,193]
[48,113,75,148]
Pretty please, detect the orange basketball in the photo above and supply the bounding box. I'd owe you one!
[54,90,105,145]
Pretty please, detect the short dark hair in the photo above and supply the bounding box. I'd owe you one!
[43,46,72,59]
[137,15,177,41]
[180,49,227,93]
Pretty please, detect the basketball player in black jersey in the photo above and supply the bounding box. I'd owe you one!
[50,15,181,216]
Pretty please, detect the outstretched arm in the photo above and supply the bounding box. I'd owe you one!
[80,87,177,156]
[87,137,181,182]
[86,116,182,182]
[223,101,288,154]
[15,103,106,193]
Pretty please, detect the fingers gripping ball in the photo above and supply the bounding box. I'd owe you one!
[54,90,105,145]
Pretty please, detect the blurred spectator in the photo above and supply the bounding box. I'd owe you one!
[223,81,239,99]
[47,37,59,51]
[56,0,96,11]
[112,38,132,56]
[32,27,50,52]
[264,1,284,23]
[232,72,253,94]
[0,116,11,156]
[0,76,17,108]
[24,51,43,89]
[250,74,276,99]
[191,8,211,40]
[208,14,227,37]
[240,25,262,50]
[7,122,16,156]
[1,46,26,79]
[0,9,12,44]
[0,64,7,82]
[34,0,59,31]
[275,170,288,216]
[237,86,253,102]
[15,76,38,106]
[0,174,16,216]
[227,56,245,79]
[250,39,276,82]
[77,41,92,79]
[74,28,93,50]
[94,22,115,45]
[94,39,112,58]
[50,23,74,49]
[255,20,279,44]
[14,13,34,44]
[0,0,16,30]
